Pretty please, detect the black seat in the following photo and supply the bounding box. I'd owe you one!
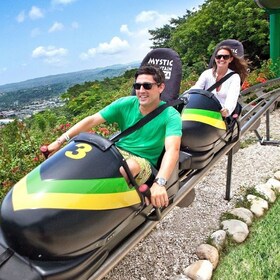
[132,48,182,103]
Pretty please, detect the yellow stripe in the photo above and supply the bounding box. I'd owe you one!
[12,176,141,211]
[182,113,226,130]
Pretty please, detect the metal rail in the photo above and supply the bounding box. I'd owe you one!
[90,79,280,280]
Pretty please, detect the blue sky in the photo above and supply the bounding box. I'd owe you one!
[0,0,205,85]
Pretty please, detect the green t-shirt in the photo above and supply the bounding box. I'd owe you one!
[99,96,182,166]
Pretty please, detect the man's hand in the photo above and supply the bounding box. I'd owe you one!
[46,140,63,157]
[147,183,169,208]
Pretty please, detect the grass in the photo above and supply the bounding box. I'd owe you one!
[212,197,280,280]
[240,136,258,149]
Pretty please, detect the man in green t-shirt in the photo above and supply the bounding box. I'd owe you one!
[48,65,182,208]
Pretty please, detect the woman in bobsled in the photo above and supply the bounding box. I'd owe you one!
[190,44,248,118]
[179,39,246,169]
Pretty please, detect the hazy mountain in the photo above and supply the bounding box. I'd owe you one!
[0,62,139,110]
[0,62,139,93]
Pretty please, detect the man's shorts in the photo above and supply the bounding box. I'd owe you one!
[117,148,152,186]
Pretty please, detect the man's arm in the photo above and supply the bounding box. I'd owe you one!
[149,135,181,208]
[47,112,106,155]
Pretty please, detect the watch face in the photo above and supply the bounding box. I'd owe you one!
[155,177,167,186]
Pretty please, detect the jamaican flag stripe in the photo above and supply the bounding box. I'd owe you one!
[181,108,226,130]
[27,166,131,194]
[12,172,141,211]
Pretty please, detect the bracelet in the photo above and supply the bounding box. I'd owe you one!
[56,133,70,146]
[56,137,64,145]
[63,133,70,142]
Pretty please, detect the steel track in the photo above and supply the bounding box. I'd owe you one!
[90,78,280,280]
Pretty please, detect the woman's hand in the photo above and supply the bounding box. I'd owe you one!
[220,108,229,117]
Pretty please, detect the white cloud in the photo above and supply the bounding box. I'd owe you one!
[16,6,44,23]
[48,22,64,33]
[32,46,68,58]
[29,6,44,20]
[111,10,176,63]
[80,36,129,60]
[136,11,158,23]
[98,37,129,54]
[32,46,68,65]
[133,27,151,38]
[79,10,175,65]
[52,0,76,5]
[16,10,25,23]
[80,49,96,60]
[120,24,133,36]
[135,10,176,28]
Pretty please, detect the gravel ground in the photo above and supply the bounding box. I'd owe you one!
[103,109,280,280]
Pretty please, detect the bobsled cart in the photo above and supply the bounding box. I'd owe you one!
[0,41,243,280]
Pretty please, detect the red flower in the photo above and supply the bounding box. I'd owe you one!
[256,77,267,83]
[99,127,110,135]
[242,80,250,90]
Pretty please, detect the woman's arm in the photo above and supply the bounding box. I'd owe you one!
[224,74,241,116]
[190,70,209,90]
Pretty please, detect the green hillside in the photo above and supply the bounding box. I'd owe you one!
[0,63,139,110]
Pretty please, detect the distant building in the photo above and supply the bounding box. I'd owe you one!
[1,110,16,117]
[0,119,15,125]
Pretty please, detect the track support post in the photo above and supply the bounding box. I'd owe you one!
[225,148,233,201]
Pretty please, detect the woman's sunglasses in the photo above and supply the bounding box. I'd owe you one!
[133,82,158,90]
[215,54,231,60]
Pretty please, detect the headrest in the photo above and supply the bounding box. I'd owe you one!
[208,39,244,68]
[132,48,182,102]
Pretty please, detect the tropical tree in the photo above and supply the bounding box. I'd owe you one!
[149,0,269,76]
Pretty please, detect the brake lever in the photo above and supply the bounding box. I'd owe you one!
[139,184,162,221]
[40,145,50,159]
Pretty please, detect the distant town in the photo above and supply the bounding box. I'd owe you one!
[0,97,65,126]
[0,62,138,127]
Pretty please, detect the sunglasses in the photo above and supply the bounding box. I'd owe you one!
[215,54,231,60]
[133,82,158,90]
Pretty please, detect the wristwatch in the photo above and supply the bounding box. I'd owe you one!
[154,177,167,187]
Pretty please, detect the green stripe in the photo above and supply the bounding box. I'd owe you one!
[27,166,132,194]
[181,108,223,120]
